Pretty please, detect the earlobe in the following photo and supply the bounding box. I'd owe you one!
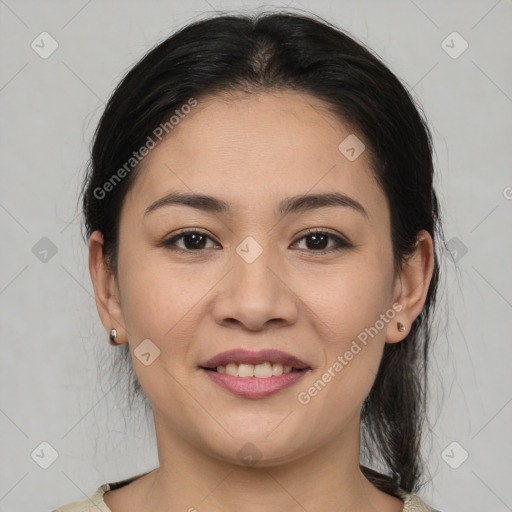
[88,230,128,344]
[386,229,435,344]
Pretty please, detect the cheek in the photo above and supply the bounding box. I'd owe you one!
[297,254,392,399]
[295,284,387,433]
[301,257,393,339]
[116,247,216,390]
[117,242,198,336]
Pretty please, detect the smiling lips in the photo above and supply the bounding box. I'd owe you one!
[199,349,311,398]
[199,348,310,370]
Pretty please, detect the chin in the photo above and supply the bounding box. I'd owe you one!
[203,433,310,469]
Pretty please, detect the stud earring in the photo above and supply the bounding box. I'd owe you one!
[397,321,405,332]
[109,328,120,345]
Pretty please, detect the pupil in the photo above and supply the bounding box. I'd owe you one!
[307,234,327,250]
[186,234,206,249]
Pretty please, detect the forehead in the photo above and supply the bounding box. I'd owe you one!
[123,91,388,226]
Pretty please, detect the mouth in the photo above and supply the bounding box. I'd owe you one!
[199,348,310,375]
[201,362,306,376]
[198,349,311,398]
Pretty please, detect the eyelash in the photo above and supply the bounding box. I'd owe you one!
[159,228,352,255]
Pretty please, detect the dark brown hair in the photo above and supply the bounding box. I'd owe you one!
[81,10,445,496]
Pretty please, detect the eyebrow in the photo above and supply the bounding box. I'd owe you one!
[144,190,368,219]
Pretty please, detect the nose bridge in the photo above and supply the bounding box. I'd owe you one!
[236,245,275,292]
[232,234,281,306]
[212,234,298,330]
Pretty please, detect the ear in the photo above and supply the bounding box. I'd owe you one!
[88,230,128,344]
[386,229,435,344]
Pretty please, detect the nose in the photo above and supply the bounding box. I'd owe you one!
[211,243,299,331]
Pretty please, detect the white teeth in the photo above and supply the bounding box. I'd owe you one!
[225,363,238,376]
[238,363,254,377]
[214,362,297,377]
[272,363,283,376]
[254,362,273,378]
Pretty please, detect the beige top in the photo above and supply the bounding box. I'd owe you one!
[52,471,440,512]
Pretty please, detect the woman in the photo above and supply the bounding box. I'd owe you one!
[54,10,444,512]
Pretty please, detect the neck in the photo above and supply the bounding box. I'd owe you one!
[135,410,403,512]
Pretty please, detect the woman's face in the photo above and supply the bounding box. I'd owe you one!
[93,91,430,466]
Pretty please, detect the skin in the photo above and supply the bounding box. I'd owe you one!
[89,90,434,512]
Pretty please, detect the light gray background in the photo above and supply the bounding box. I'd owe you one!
[1,0,511,510]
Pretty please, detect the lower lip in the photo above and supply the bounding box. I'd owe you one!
[201,368,310,398]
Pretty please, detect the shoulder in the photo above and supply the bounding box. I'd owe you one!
[51,471,152,512]
[396,488,442,512]
[51,483,111,512]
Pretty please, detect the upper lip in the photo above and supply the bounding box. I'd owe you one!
[199,349,310,370]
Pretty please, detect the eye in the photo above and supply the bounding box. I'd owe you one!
[159,228,352,254]
[160,230,220,252]
[291,228,352,253]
